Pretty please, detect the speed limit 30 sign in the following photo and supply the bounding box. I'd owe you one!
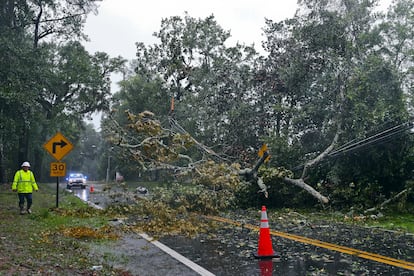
[50,162,66,177]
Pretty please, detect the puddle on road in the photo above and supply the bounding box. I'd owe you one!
[161,235,261,275]
[73,188,89,201]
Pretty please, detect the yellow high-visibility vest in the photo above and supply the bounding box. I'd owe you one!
[12,169,38,193]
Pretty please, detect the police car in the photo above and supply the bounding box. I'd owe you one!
[66,173,87,189]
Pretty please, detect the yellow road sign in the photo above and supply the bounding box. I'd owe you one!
[50,162,66,177]
[258,144,268,157]
[258,144,271,163]
[43,132,74,161]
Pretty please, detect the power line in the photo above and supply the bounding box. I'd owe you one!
[328,121,413,158]
[292,119,414,171]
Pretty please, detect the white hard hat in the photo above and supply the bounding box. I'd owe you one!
[21,161,31,167]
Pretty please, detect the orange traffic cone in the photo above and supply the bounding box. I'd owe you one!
[254,205,279,259]
[90,185,94,192]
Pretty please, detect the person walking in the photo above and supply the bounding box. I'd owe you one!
[12,161,39,214]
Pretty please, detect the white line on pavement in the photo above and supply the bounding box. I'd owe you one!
[139,233,215,276]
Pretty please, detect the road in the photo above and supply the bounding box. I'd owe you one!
[68,183,414,275]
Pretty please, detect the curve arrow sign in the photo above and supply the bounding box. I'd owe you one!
[43,132,74,161]
[52,140,68,154]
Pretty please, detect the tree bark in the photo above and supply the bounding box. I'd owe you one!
[301,130,340,179]
[283,177,329,203]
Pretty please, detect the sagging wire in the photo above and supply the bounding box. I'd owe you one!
[293,119,414,171]
[328,120,414,158]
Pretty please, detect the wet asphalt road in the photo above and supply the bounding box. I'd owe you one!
[89,233,207,276]
[67,183,414,276]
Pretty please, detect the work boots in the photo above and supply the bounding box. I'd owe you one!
[19,204,25,215]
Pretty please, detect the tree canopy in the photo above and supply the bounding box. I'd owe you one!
[0,0,124,182]
[103,0,414,209]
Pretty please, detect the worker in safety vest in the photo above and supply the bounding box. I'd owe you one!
[12,161,39,215]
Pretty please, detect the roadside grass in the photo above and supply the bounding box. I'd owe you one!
[281,206,414,235]
[0,183,119,275]
[367,212,414,233]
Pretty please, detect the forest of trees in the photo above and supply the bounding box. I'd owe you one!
[1,0,413,210]
[0,0,125,182]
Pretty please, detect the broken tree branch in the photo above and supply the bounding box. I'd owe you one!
[283,177,329,203]
[239,151,270,197]
[364,188,412,213]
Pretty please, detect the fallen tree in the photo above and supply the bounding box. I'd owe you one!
[103,109,331,204]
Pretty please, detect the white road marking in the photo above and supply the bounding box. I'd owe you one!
[139,233,215,276]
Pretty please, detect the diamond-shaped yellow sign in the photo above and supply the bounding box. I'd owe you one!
[43,132,74,161]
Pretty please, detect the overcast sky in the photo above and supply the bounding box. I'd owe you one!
[82,0,392,128]
[83,0,299,60]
